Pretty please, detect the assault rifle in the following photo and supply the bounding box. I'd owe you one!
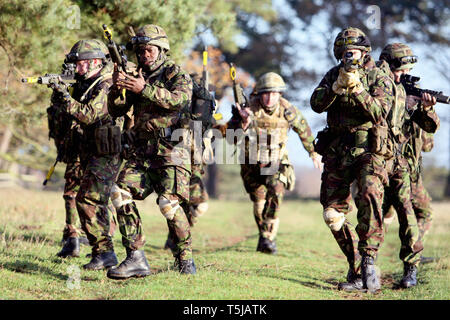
[201,45,221,121]
[43,156,60,186]
[21,61,76,85]
[401,74,450,104]
[102,24,129,99]
[229,63,248,120]
[102,24,128,73]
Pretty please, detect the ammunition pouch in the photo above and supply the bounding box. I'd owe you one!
[368,122,393,159]
[94,124,122,156]
[314,128,334,156]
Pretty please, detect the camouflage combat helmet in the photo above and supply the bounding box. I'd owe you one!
[66,39,108,62]
[129,24,170,51]
[255,72,287,94]
[333,27,372,60]
[379,43,417,71]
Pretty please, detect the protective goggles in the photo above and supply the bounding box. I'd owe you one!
[336,36,371,48]
[129,35,167,45]
[65,51,105,61]
[392,55,418,68]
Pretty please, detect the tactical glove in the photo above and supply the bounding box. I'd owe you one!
[332,68,362,95]
[337,67,360,88]
[48,78,71,103]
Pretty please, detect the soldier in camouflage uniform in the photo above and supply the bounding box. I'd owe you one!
[47,85,85,258]
[378,43,439,287]
[219,72,321,254]
[310,27,395,292]
[106,24,195,279]
[52,39,122,270]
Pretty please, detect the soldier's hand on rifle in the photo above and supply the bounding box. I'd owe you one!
[48,77,70,102]
[236,102,253,130]
[421,92,437,110]
[117,68,146,94]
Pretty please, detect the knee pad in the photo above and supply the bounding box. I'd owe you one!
[158,195,181,221]
[191,202,208,218]
[110,184,133,209]
[323,208,345,232]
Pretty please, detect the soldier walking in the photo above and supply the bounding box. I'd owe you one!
[107,24,195,279]
[218,72,321,254]
[310,27,395,292]
[51,39,122,270]
[378,43,439,288]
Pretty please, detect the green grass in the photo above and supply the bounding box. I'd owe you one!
[0,187,448,300]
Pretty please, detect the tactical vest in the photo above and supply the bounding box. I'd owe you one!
[247,98,290,164]
[132,60,192,168]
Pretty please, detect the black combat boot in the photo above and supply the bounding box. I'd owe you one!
[57,237,80,258]
[256,235,264,252]
[175,256,197,275]
[258,237,277,255]
[83,251,118,270]
[107,248,151,279]
[361,254,380,293]
[400,262,417,288]
[78,236,90,246]
[338,268,364,291]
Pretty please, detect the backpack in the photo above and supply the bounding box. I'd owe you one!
[190,80,216,131]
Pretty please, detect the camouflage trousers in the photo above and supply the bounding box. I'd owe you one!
[411,175,433,243]
[384,174,433,251]
[320,152,386,272]
[76,153,121,254]
[383,161,422,266]
[115,158,193,260]
[240,163,288,240]
[187,163,209,227]
[62,159,83,240]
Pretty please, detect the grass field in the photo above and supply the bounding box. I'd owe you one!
[0,187,448,300]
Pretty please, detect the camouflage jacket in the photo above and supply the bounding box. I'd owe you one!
[310,56,394,157]
[402,104,439,181]
[108,59,193,169]
[63,63,116,154]
[223,96,315,165]
[47,90,83,163]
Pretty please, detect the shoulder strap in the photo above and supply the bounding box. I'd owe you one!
[80,73,113,102]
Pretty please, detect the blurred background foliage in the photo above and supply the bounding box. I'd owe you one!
[0,0,448,199]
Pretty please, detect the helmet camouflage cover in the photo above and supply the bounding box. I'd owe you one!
[255,72,287,94]
[66,39,108,62]
[379,43,417,71]
[130,24,170,51]
[333,27,372,60]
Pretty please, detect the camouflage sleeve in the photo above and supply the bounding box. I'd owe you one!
[66,80,112,125]
[310,68,338,113]
[411,106,440,133]
[421,132,434,152]
[351,70,394,124]
[285,105,315,155]
[140,69,193,111]
[107,88,133,118]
